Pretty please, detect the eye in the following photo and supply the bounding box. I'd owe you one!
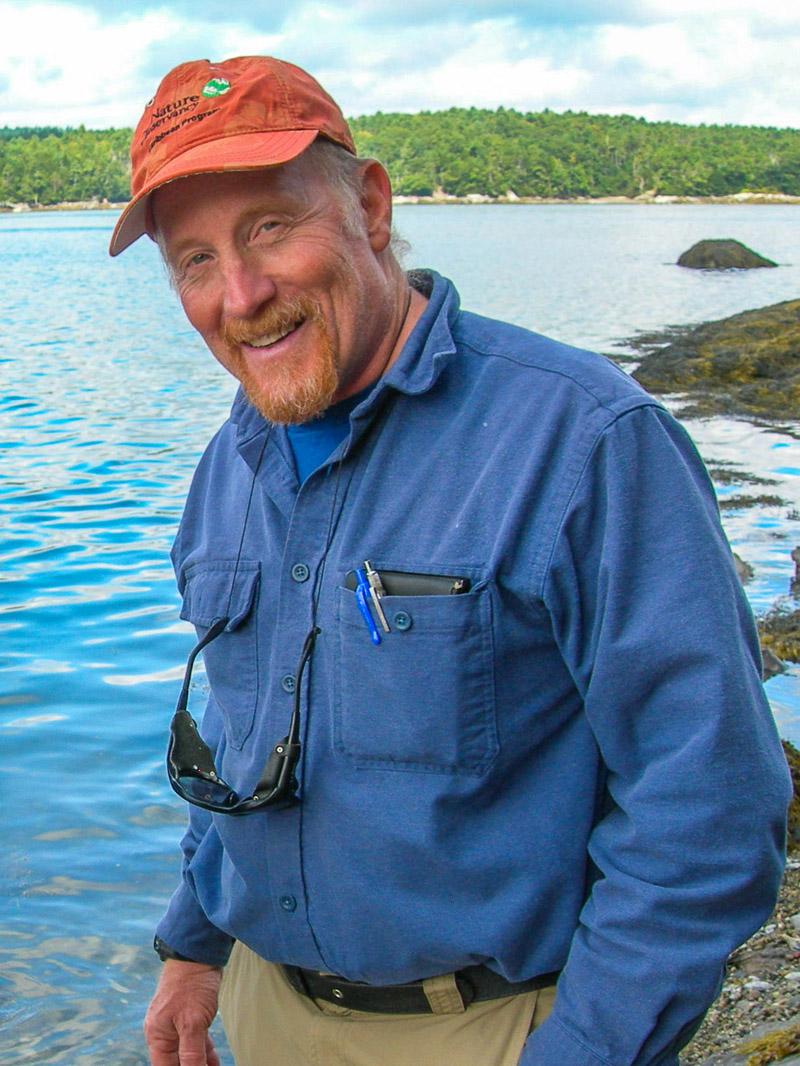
[255,220,282,238]
[174,251,211,281]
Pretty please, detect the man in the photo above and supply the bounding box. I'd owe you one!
[109,55,790,1066]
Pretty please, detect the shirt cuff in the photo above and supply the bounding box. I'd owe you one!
[156,880,235,968]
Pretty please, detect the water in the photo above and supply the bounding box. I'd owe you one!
[1,204,799,1062]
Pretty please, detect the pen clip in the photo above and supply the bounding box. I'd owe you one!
[354,568,381,645]
[364,560,390,633]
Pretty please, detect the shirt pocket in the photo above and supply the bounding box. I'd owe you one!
[179,560,261,749]
[334,579,498,775]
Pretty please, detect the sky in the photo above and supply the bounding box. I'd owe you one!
[1,0,799,131]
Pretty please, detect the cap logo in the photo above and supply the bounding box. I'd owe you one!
[202,78,231,98]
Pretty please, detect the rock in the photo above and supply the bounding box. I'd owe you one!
[759,610,800,663]
[785,742,800,852]
[762,646,787,681]
[631,299,800,420]
[678,239,777,270]
[691,1017,800,1065]
[733,553,754,584]
[792,548,800,598]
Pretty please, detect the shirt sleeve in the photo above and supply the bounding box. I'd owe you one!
[523,403,790,1066]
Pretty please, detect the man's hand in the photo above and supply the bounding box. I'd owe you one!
[144,959,223,1066]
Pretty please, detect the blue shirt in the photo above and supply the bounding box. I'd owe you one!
[158,271,789,1066]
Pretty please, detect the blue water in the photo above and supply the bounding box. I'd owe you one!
[1,205,799,1063]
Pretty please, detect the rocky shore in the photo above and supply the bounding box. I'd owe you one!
[623,299,800,422]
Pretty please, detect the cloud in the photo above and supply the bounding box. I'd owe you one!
[56,0,287,21]
[582,16,800,126]
[0,2,183,126]
[0,0,798,129]
[34,0,645,30]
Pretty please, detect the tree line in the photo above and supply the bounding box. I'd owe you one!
[2,108,799,206]
[0,126,131,205]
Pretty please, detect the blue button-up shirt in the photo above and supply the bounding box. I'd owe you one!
[158,272,789,1066]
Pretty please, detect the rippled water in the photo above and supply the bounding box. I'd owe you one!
[1,205,799,1063]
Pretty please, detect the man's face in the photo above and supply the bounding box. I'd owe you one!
[152,155,390,423]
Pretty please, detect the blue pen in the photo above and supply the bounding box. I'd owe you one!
[354,568,381,645]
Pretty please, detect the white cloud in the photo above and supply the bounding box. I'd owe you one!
[642,0,799,20]
[586,17,800,126]
[0,2,184,126]
[0,0,798,128]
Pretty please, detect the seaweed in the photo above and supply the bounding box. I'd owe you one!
[758,608,800,662]
[738,1021,800,1064]
[630,299,800,421]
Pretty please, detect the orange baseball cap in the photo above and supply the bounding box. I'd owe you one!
[109,55,356,257]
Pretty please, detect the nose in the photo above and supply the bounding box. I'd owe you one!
[221,253,277,320]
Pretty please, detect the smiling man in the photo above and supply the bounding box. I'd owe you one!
[110,56,790,1066]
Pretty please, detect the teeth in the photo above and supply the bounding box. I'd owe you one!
[249,321,300,348]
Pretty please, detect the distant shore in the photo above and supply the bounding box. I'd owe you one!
[394,191,800,206]
[2,191,800,214]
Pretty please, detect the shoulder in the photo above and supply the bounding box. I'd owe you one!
[451,307,658,424]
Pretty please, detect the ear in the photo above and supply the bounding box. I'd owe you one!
[359,160,393,253]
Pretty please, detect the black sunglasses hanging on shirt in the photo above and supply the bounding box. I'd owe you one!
[166,622,318,814]
[165,428,343,816]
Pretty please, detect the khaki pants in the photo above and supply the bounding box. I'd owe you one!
[219,942,556,1066]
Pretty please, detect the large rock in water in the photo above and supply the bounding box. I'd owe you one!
[677,239,777,270]
[631,298,800,419]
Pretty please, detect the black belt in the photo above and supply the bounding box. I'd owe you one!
[282,963,559,1014]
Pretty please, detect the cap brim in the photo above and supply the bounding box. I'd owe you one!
[108,128,319,257]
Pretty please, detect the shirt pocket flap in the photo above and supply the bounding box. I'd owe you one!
[180,561,260,632]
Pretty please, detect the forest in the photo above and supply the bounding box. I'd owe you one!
[1,108,799,206]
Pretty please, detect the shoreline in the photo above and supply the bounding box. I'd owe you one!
[2,192,800,214]
[394,192,800,206]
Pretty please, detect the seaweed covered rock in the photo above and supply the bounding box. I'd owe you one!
[678,239,777,270]
[759,608,800,663]
[632,299,800,419]
[784,740,800,853]
[737,1019,800,1065]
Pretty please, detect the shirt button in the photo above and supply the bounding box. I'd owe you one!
[393,611,412,631]
[279,895,297,913]
[291,563,310,583]
[281,674,296,694]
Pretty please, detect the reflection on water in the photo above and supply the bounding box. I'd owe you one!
[1,206,799,1063]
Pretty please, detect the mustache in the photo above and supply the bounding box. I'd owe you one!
[221,296,323,348]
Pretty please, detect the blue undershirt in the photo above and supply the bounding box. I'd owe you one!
[286,385,374,484]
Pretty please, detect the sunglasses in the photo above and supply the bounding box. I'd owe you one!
[167,620,319,815]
